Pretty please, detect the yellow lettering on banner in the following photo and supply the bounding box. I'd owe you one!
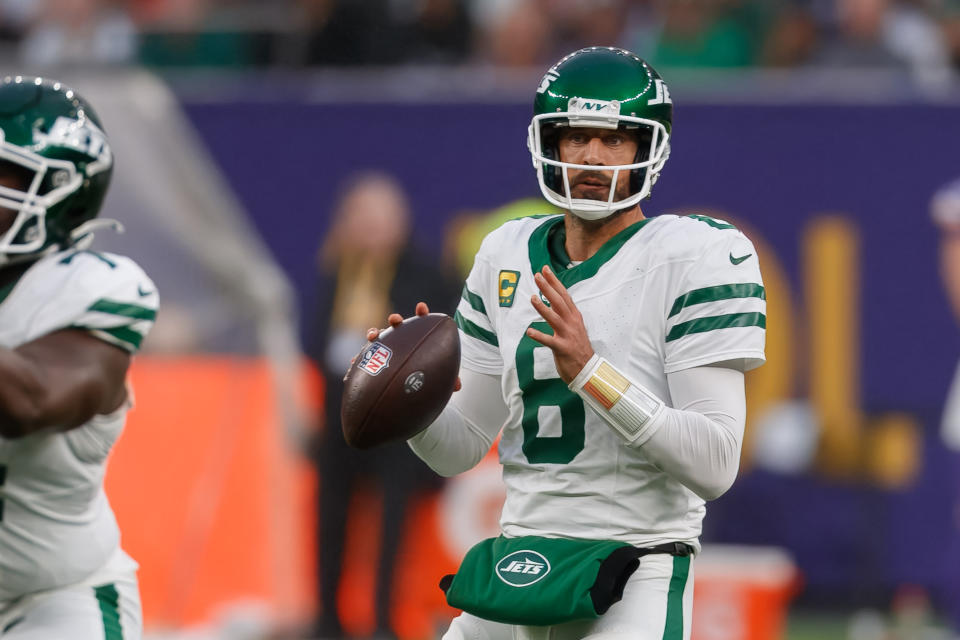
[697,211,920,487]
[804,216,920,486]
[740,223,794,468]
[805,216,863,477]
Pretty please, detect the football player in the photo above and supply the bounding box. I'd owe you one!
[373,47,766,640]
[0,77,156,639]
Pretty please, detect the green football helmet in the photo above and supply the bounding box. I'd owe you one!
[0,76,113,265]
[527,47,672,220]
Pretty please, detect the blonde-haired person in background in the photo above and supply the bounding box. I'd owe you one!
[307,171,457,640]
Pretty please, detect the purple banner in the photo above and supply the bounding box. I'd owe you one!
[182,98,960,618]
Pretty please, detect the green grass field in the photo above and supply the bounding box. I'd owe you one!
[787,613,847,640]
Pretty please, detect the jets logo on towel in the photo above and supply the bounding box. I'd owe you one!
[495,550,551,587]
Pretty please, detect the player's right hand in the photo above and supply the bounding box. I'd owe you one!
[362,302,461,392]
[366,301,431,341]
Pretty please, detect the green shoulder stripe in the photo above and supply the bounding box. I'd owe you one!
[71,325,144,352]
[88,299,157,321]
[455,310,498,347]
[666,312,766,343]
[687,214,737,230]
[461,285,487,315]
[668,283,765,318]
[59,250,117,269]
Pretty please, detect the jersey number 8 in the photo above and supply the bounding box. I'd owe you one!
[516,322,586,464]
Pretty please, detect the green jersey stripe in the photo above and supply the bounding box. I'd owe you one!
[665,312,766,343]
[94,583,124,640]
[88,299,157,321]
[71,325,143,352]
[455,310,498,347]
[668,283,765,318]
[461,285,487,315]
[100,326,144,351]
[661,555,690,640]
[687,214,737,230]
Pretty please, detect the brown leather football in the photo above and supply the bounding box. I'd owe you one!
[341,313,461,449]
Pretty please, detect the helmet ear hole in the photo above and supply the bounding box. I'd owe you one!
[629,127,654,195]
[0,159,35,192]
[541,126,563,194]
[542,144,560,193]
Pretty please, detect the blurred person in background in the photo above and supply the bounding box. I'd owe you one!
[646,0,759,69]
[297,0,400,66]
[930,176,960,633]
[19,0,136,66]
[940,0,960,69]
[398,0,473,64]
[372,47,766,639]
[0,76,158,640]
[307,171,456,640]
[0,0,35,59]
[810,0,952,84]
[761,1,820,66]
[547,0,629,59]
[135,0,263,67]
[480,0,553,67]
[932,177,960,453]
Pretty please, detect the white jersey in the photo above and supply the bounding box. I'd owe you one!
[455,214,765,547]
[0,248,158,601]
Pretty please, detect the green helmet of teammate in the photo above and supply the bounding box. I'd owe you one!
[0,76,113,265]
[527,47,673,220]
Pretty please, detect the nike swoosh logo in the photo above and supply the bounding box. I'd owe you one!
[729,253,752,265]
[137,285,155,297]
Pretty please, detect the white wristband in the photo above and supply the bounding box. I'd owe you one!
[569,355,665,446]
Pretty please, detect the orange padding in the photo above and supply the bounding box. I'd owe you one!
[106,356,459,637]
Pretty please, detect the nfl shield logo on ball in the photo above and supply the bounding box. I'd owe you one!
[404,371,425,394]
[359,342,392,376]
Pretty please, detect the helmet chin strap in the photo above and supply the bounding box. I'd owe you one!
[0,218,124,268]
[69,218,124,249]
[568,201,639,221]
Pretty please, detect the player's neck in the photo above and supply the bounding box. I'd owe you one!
[563,206,645,262]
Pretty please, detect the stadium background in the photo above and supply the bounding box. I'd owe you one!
[2,0,960,638]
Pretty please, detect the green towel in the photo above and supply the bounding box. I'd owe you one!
[440,535,643,626]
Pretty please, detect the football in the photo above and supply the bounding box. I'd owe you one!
[341,313,461,449]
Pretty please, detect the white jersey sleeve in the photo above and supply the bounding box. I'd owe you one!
[455,230,505,375]
[25,249,158,353]
[0,248,158,601]
[662,218,766,373]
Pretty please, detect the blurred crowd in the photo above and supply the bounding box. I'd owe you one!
[0,0,958,82]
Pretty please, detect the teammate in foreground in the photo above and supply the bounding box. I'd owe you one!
[375,47,765,639]
[0,77,156,639]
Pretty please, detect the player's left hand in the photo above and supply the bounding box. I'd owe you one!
[527,265,595,384]
[361,302,462,392]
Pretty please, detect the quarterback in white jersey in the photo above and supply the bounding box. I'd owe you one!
[369,48,766,640]
[0,77,154,639]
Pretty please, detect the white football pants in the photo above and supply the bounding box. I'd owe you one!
[442,554,694,640]
[0,549,141,639]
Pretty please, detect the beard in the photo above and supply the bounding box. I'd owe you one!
[569,170,632,203]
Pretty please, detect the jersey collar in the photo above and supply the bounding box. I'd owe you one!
[528,215,652,289]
